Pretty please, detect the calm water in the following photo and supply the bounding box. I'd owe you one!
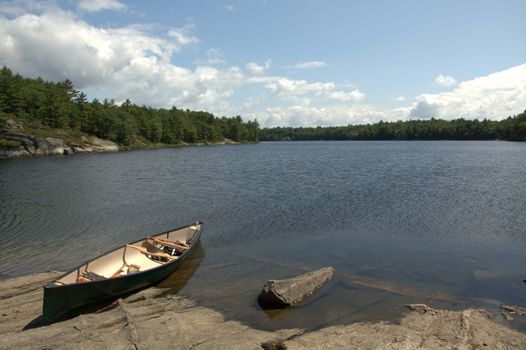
[1,141,526,330]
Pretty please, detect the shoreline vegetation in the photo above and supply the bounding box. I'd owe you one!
[1,66,525,159]
[260,111,526,142]
[0,66,258,158]
[1,272,525,349]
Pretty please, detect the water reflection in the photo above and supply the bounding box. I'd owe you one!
[159,242,205,293]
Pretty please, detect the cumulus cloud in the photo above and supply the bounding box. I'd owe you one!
[0,7,369,124]
[433,74,457,87]
[167,28,198,46]
[327,90,365,103]
[0,9,246,115]
[264,78,334,98]
[5,3,522,128]
[0,0,53,16]
[195,48,226,65]
[0,4,373,127]
[0,10,179,87]
[288,60,326,70]
[77,0,126,13]
[262,105,398,127]
[410,64,526,119]
[245,59,271,75]
[249,77,365,106]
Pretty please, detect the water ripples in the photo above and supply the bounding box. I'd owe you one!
[1,141,525,278]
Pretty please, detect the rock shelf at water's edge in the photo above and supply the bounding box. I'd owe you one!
[1,272,525,349]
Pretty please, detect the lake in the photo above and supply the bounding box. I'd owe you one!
[1,141,525,331]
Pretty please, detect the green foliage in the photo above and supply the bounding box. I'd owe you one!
[4,66,523,144]
[0,138,21,149]
[0,67,259,146]
[260,112,526,142]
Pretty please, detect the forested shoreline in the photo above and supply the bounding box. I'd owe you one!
[0,67,259,148]
[260,112,526,142]
[1,66,525,152]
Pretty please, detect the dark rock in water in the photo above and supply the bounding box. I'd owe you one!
[258,266,335,308]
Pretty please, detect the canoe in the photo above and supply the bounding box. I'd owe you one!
[43,221,203,321]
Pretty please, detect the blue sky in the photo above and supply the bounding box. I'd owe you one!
[1,0,525,126]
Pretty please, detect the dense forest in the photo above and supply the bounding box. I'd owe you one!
[0,67,259,146]
[1,67,525,147]
[260,112,526,142]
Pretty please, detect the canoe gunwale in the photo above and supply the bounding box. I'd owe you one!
[44,221,203,290]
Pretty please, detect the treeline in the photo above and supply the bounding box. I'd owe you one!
[260,113,526,142]
[0,67,259,146]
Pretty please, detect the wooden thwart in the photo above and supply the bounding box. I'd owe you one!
[147,237,189,252]
[126,244,177,260]
[81,271,106,281]
[113,263,141,277]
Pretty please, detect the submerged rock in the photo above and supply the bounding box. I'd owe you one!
[258,267,335,308]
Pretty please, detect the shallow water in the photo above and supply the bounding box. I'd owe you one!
[1,141,526,330]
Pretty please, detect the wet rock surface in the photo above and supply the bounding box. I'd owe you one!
[258,267,335,308]
[1,272,525,349]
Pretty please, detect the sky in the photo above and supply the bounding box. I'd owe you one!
[0,0,525,127]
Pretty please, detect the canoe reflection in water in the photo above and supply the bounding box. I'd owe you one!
[42,222,204,321]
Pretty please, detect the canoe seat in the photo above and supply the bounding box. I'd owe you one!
[77,271,106,283]
[147,237,189,254]
[112,263,141,278]
[126,244,177,261]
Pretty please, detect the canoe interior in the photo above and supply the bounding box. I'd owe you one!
[55,222,202,285]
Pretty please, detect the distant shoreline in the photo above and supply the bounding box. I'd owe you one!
[259,111,526,142]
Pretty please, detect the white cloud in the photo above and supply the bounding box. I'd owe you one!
[262,105,397,127]
[249,77,365,105]
[327,89,365,103]
[245,59,271,75]
[256,64,526,126]
[4,4,523,128]
[224,4,235,12]
[0,0,54,16]
[78,0,126,13]
[288,60,326,70]
[264,78,334,98]
[167,28,198,47]
[410,64,526,119]
[396,96,405,101]
[433,74,457,87]
[0,9,246,115]
[0,10,180,87]
[196,48,226,65]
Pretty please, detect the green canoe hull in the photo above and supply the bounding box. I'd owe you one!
[43,223,202,321]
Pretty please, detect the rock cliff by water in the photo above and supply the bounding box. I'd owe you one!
[0,119,118,159]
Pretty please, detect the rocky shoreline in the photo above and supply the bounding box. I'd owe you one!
[0,129,119,159]
[0,119,240,159]
[1,272,525,349]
